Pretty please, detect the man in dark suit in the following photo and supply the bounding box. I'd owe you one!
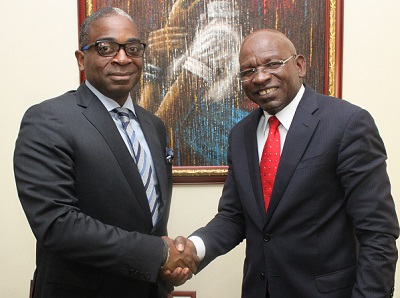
[14,7,197,298]
[170,29,399,297]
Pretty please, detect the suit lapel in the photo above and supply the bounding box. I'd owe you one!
[265,86,320,225]
[76,85,153,225]
[241,108,269,229]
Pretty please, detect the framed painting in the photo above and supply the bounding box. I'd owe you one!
[78,0,343,183]
[168,291,196,298]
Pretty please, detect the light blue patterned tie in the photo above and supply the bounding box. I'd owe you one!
[115,107,159,225]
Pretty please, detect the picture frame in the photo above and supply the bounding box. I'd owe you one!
[78,0,343,184]
[168,291,196,298]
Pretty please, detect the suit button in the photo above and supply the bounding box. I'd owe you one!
[128,268,136,276]
[260,272,265,279]
[263,234,271,242]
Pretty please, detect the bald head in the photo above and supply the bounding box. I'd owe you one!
[239,29,297,64]
[238,29,306,114]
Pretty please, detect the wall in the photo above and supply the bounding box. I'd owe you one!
[1,1,79,297]
[1,1,399,297]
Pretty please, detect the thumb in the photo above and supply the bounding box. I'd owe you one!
[174,236,187,252]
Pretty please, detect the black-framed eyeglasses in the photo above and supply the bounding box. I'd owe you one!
[238,54,297,82]
[81,40,146,58]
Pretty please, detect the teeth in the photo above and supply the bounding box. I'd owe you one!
[259,87,277,95]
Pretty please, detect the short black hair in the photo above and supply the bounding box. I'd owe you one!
[79,7,137,50]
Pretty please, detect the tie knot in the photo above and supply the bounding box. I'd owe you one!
[268,116,280,130]
[114,107,131,125]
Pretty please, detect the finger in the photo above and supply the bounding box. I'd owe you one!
[174,236,187,252]
[159,267,180,279]
[169,267,183,278]
[160,267,190,286]
[182,267,193,279]
[171,268,192,286]
[163,269,172,275]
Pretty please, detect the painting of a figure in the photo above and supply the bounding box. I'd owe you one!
[80,0,336,168]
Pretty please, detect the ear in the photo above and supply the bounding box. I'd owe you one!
[75,50,85,71]
[295,54,307,78]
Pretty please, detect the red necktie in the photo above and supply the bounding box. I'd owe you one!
[260,116,281,211]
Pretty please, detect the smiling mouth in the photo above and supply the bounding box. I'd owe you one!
[110,73,132,76]
[259,87,277,95]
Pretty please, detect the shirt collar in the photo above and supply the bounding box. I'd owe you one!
[261,84,305,133]
[85,80,137,116]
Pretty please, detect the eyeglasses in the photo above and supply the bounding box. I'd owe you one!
[238,54,297,82]
[81,40,146,58]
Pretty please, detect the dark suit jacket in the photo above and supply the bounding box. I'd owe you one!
[14,84,173,297]
[193,85,399,298]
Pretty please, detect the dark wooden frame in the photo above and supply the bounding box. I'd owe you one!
[77,0,343,184]
[168,291,196,298]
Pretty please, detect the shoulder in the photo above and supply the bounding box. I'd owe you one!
[302,85,364,120]
[303,87,378,138]
[22,89,78,120]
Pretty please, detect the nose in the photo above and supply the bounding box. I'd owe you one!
[252,67,273,83]
[112,48,132,65]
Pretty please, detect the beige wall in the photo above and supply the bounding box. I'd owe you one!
[2,1,399,297]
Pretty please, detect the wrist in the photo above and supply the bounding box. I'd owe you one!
[161,239,170,268]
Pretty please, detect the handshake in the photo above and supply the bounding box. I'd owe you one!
[160,236,200,286]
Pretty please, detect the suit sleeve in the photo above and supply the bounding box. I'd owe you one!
[192,132,246,271]
[13,103,165,283]
[337,109,399,297]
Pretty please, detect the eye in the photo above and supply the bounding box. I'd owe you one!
[264,61,283,70]
[126,45,140,54]
[240,68,256,78]
[97,42,115,55]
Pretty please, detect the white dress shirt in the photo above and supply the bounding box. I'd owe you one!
[257,84,305,161]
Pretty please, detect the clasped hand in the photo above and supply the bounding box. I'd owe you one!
[160,236,199,286]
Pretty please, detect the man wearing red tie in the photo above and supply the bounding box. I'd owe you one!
[169,29,399,297]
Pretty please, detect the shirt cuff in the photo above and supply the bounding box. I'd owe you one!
[188,236,206,261]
